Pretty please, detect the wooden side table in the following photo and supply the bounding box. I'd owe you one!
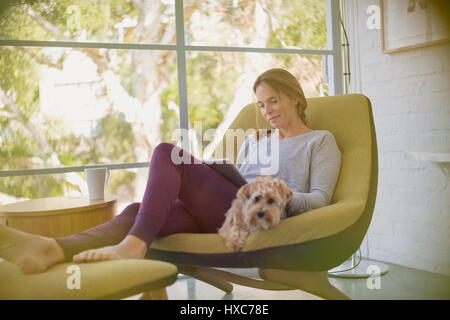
[0,195,117,238]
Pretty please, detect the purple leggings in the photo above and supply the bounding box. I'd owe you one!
[55,143,242,260]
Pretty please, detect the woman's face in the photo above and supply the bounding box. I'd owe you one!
[255,82,299,129]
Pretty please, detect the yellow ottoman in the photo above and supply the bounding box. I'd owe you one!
[0,258,178,300]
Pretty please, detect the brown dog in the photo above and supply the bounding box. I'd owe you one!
[218,176,293,252]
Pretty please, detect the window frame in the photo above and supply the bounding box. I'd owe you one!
[0,0,342,178]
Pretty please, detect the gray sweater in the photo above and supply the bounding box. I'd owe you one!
[235,129,342,216]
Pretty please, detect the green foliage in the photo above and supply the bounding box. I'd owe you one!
[0,1,139,200]
[0,0,327,201]
[96,112,136,164]
[0,0,134,42]
[46,111,137,194]
[160,62,180,144]
[160,52,238,149]
[186,53,237,133]
[0,175,67,199]
[0,116,33,162]
[269,0,327,50]
[0,48,40,121]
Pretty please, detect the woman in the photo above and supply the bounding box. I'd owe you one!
[0,68,341,274]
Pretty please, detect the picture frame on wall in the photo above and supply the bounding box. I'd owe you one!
[380,0,449,53]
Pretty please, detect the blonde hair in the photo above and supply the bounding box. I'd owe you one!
[252,68,308,140]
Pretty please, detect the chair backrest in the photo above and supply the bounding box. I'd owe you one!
[212,93,378,220]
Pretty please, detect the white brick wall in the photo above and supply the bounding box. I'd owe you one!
[344,0,449,276]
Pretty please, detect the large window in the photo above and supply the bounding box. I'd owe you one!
[0,0,342,208]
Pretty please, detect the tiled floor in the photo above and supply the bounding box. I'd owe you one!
[155,259,449,300]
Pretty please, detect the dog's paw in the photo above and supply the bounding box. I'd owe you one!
[224,228,248,252]
[226,239,245,252]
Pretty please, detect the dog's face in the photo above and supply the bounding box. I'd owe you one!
[236,176,293,232]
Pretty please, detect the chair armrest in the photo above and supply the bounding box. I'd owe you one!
[244,200,366,251]
[151,200,366,254]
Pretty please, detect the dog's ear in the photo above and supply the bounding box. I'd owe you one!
[273,178,293,203]
[237,183,253,200]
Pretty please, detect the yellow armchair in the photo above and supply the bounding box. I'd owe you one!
[148,93,378,300]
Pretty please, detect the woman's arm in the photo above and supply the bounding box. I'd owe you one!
[286,132,342,217]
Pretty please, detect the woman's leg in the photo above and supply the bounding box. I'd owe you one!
[0,203,141,273]
[0,224,65,274]
[0,142,240,271]
[55,202,141,261]
[67,200,202,262]
[127,142,240,245]
[157,199,202,237]
[75,142,240,262]
[0,199,201,273]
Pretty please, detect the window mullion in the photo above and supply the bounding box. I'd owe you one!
[0,163,150,178]
[0,39,176,51]
[175,0,190,152]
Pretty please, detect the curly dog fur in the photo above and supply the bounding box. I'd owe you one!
[218,176,293,251]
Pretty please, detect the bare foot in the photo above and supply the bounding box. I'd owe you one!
[73,235,147,263]
[0,224,65,274]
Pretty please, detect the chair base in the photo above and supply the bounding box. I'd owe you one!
[178,265,350,300]
[259,268,350,300]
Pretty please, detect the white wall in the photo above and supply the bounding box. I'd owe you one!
[344,0,449,276]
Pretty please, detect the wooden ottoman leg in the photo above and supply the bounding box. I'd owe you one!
[139,288,168,300]
[178,266,234,294]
